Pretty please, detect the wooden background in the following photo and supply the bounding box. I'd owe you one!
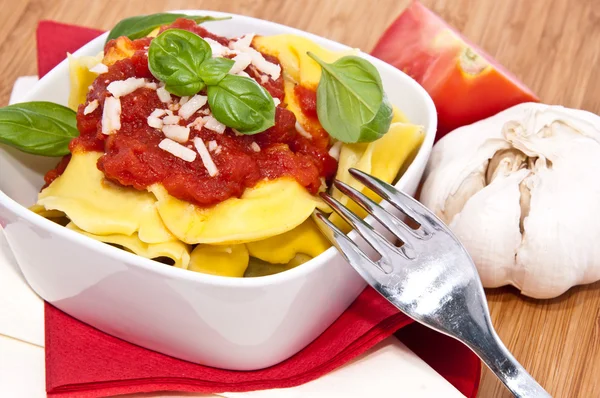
[0,0,598,397]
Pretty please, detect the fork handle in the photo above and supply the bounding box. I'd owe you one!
[469,328,551,397]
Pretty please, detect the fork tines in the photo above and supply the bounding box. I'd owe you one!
[314,168,433,271]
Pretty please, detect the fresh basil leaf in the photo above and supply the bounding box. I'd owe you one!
[106,13,230,43]
[0,102,78,156]
[308,53,392,143]
[149,29,211,96]
[198,57,234,85]
[360,93,393,142]
[207,74,275,134]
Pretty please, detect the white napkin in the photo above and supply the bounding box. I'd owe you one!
[0,76,465,398]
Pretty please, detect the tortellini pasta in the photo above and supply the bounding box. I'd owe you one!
[67,52,104,111]
[37,151,175,244]
[188,244,249,277]
[150,180,326,245]
[246,218,330,264]
[66,223,191,269]
[35,32,425,278]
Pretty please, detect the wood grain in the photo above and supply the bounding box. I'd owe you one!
[0,0,598,397]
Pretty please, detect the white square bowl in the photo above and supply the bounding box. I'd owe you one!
[0,11,437,370]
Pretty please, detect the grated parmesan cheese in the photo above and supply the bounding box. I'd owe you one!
[328,141,343,161]
[230,33,281,80]
[188,116,206,130]
[101,97,121,135]
[207,140,218,152]
[179,96,190,106]
[162,125,190,143]
[150,109,167,118]
[260,75,269,84]
[83,100,99,115]
[157,87,172,103]
[230,34,255,51]
[273,98,281,106]
[159,138,196,162]
[203,115,226,134]
[237,71,251,78]
[145,82,158,90]
[250,142,261,152]
[205,37,232,57]
[89,63,108,74]
[193,137,219,176]
[215,146,222,154]
[162,115,181,125]
[248,49,281,80]
[147,116,163,129]
[107,77,147,98]
[295,121,312,139]
[229,53,253,75]
[178,94,208,120]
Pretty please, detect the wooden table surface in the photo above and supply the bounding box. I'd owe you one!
[1,0,598,397]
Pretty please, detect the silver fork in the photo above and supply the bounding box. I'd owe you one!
[313,168,551,398]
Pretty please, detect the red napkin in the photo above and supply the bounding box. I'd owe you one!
[39,20,481,398]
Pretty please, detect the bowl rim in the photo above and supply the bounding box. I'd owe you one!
[0,10,437,288]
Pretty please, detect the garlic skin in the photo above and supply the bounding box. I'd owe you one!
[420,103,600,299]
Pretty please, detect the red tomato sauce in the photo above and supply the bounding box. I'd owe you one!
[57,19,337,208]
[43,155,71,189]
[295,85,318,119]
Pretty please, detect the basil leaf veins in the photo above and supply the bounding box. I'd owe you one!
[207,74,276,135]
[198,57,234,86]
[308,53,392,143]
[0,102,78,156]
[147,29,276,134]
[148,29,212,96]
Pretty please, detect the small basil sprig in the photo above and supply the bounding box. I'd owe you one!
[106,13,230,43]
[148,29,213,96]
[308,53,392,143]
[148,29,275,134]
[0,102,78,156]
[207,75,276,134]
[198,57,235,86]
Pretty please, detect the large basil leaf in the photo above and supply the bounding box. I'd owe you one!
[309,53,392,143]
[0,102,78,156]
[106,13,230,43]
[198,57,234,85]
[148,29,211,96]
[207,74,276,135]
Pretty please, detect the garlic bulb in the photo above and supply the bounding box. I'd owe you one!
[420,103,600,299]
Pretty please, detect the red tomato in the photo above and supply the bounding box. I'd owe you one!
[371,1,539,139]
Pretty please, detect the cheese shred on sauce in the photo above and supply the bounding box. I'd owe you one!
[158,138,197,162]
[101,97,121,135]
[162,125,190,143]
[179,94,208,120]
[83,100,99,115]
[193,137,219,177]
[89,63,108,74]
[107,77,148,98]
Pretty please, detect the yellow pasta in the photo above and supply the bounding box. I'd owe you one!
[188,244,249,277]
[33,29,425,278]
[66,223,191,269]
[37,151,175,244]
